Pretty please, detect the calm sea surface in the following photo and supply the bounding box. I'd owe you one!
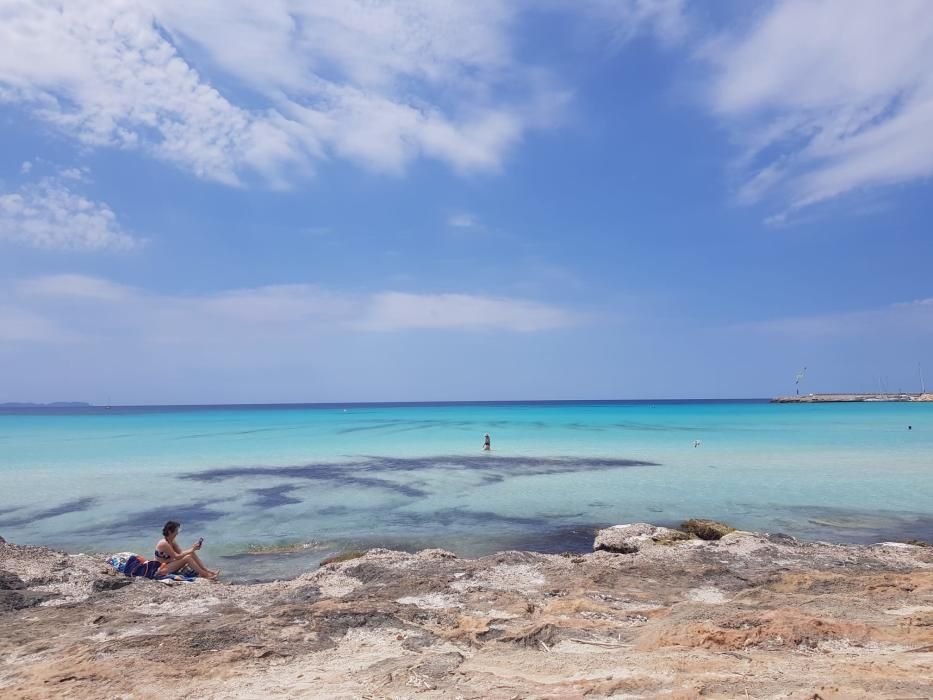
[1,400,931,580]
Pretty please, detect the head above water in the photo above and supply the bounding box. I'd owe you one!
[162,520,181,538]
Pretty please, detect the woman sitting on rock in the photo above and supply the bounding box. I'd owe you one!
[154,520,219,579]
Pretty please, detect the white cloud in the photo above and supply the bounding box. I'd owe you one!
[20,160,32,174]
[0,1,678,185]
[194,285,355,324]
[357,292,574,332]
[0,178,138,251]
[0,306,68,342]
[4,276,576,345]
[157,0,517,93]
[0,0,300,187]
[707,0,933,210]
[579,0,688,48]
[447,212,479,229]
[58,167,90,182]
[747,298,933,338]
[156,0,550,176]
[282,85,524,175]
[0,0,532,182]
[18,274,133,301]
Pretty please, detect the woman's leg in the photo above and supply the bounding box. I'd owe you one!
[188,551,216,575]
[162,553,216,578]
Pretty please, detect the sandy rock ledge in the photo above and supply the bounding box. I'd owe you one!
[1,527,932,699]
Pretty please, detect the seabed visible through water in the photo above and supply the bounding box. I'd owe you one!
[1,400,931,580]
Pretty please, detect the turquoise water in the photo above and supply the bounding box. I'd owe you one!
[1,401,931,581]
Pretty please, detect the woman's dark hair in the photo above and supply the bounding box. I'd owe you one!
[163,520,181,537]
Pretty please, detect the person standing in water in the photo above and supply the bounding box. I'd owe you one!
[483,433,491,451]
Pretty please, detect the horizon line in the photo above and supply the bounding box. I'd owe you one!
[2,397,774,409]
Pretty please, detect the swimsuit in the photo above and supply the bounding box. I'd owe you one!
[154,549,172,574]
[155,548,198,577]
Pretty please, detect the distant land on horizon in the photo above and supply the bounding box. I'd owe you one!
[0,398,776,410]
[0,401,92,408]
[5,394,932,409]
[5,398,771,409]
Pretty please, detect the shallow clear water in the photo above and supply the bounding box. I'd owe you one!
[1,400,931,581]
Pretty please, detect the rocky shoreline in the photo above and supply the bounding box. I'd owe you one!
[2,526,932,699]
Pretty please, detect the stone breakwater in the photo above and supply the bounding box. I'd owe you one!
[1,527,932,699]
[772,392,933,403]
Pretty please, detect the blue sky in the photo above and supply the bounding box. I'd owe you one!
[1,0,932,404]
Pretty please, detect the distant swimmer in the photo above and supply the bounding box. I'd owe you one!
[483,433,491,451]
[693,440,702,448]
[908,425,912,430]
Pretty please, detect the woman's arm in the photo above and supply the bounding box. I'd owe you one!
[158,541,193,560]
[170,540,198,557]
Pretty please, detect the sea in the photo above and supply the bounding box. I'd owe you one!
[1,400,931,581]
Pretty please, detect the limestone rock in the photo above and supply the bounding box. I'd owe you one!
[319,550,368,567]
[412,651,465,678]
[0,589,56,611]
[418,549,458,560]
[593,523,689,553]
[275,583,322,604]
[0,569,26,590]
[91,576,134,592]
[681,518,736,541]
[3,533,933,698]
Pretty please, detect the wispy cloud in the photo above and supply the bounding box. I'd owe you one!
[705,0,933,212]
[578,0,689,49]
[58,167,90,182]
[0,1,297,187]
[745,298,933,338]
[356,292,574,332]
[0,1,532,183]
[0,1,684,186]
[0,306,70,342]
[0,178,138,251]
[18,274,133,301]
[193,285,355,325]
[447,212,480,230]
[2,275,578,348]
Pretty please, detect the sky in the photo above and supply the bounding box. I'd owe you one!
[1,0,932,404]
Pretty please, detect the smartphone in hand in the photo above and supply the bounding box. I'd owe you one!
[197,537,204,547]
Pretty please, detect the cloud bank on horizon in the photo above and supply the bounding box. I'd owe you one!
[0,0,931,402]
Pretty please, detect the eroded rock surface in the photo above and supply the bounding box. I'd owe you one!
[593,522,690,552]
[681,518,736,540]
[1,530,932,698]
